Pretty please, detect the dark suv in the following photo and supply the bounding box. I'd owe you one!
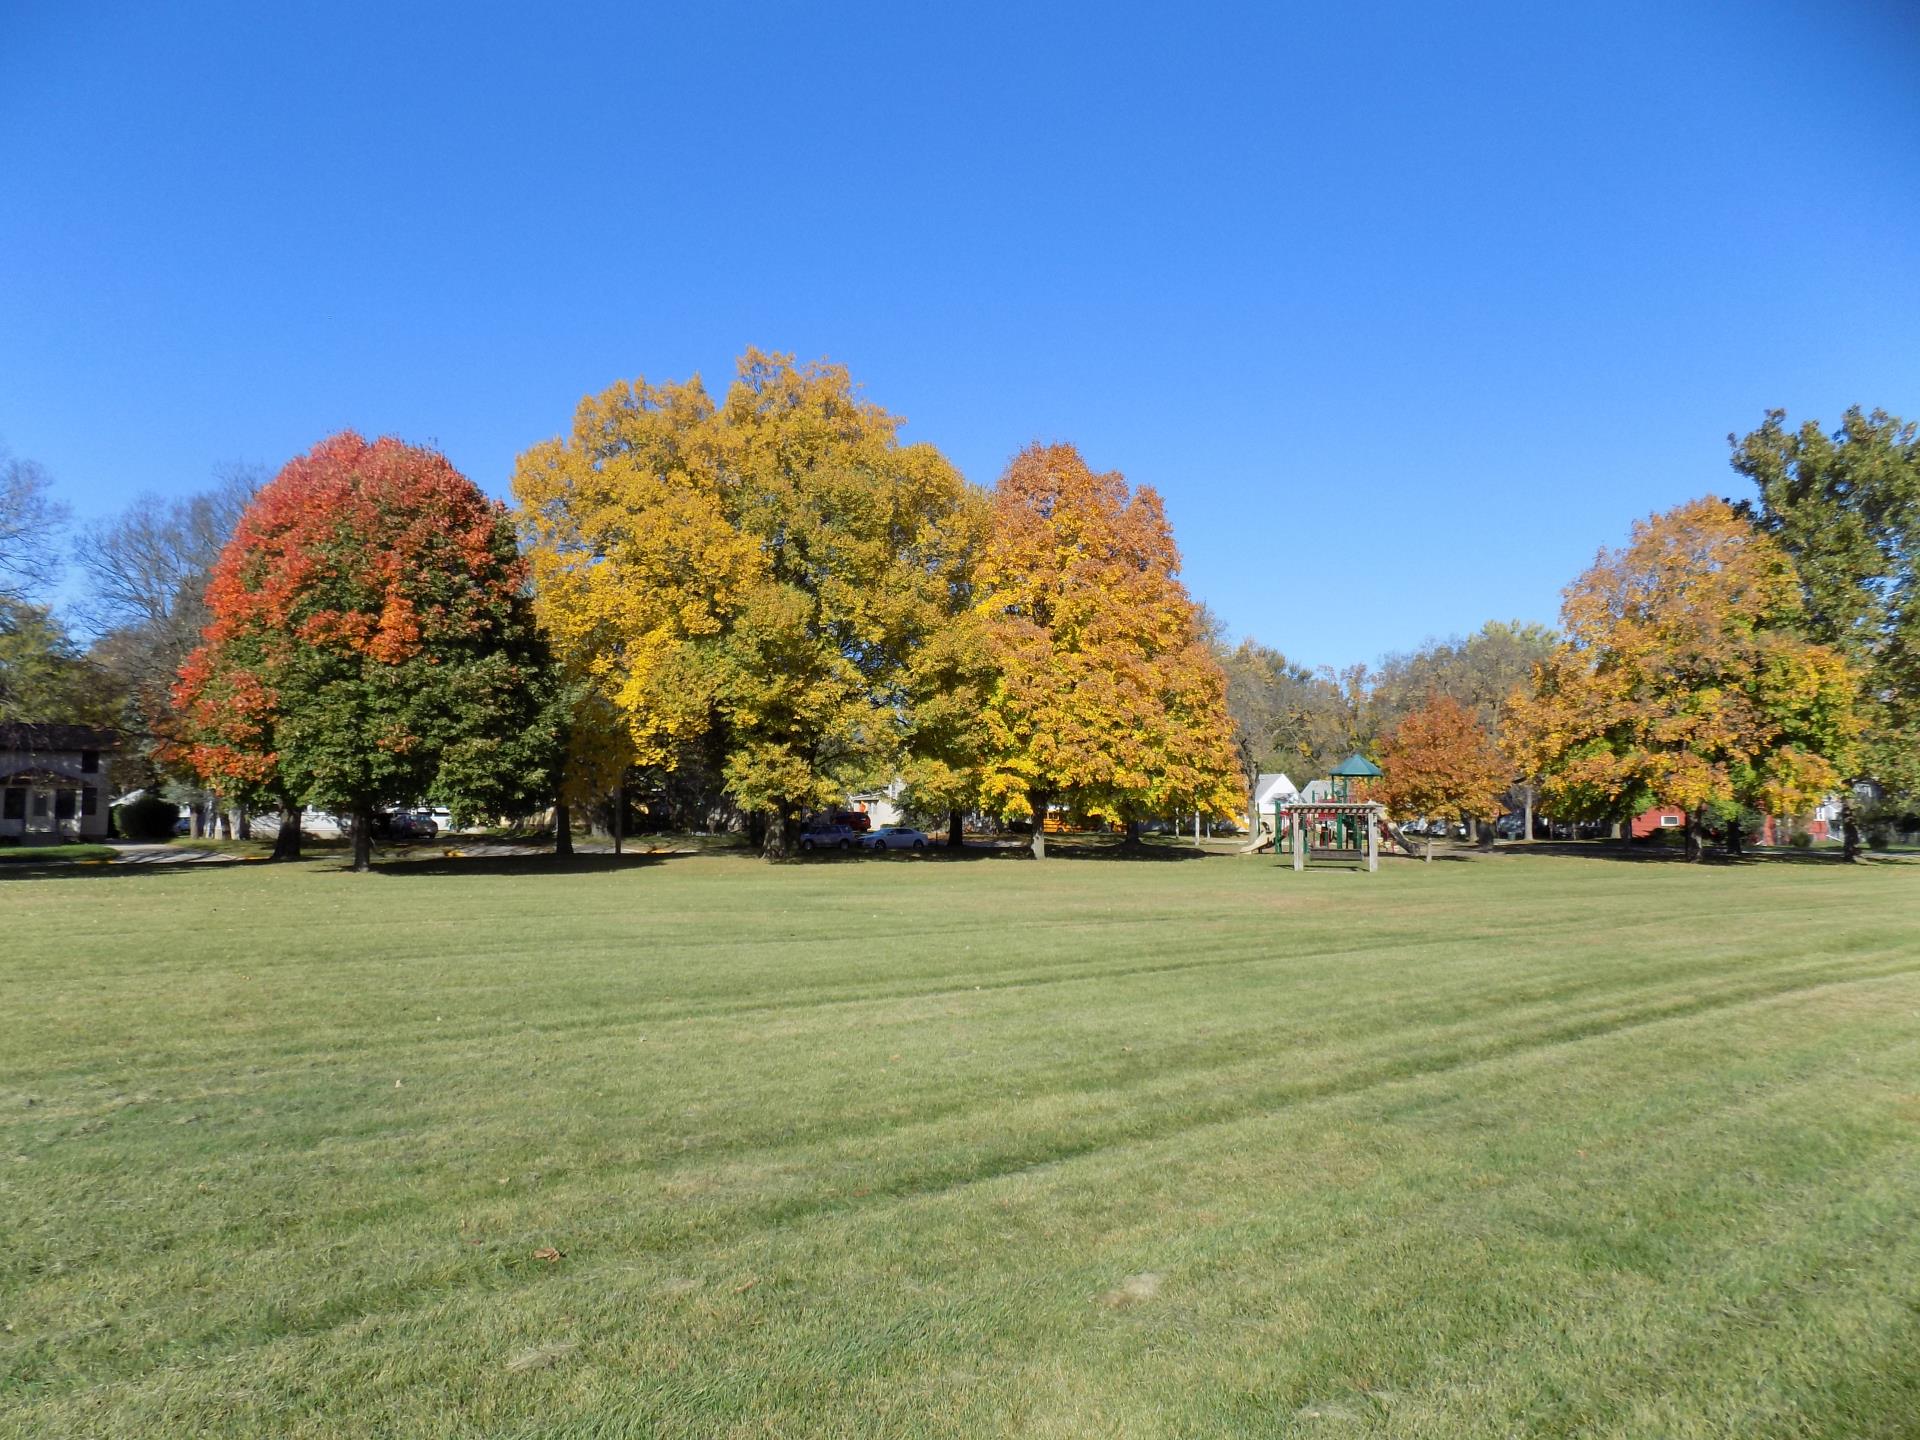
[374,810,439,841]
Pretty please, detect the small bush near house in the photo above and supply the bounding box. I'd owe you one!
[115,793,180,842]
[1787,831,1814,849]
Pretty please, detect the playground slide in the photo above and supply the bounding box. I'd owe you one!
[1381,821,1421,856]
[1238,821,1276,855]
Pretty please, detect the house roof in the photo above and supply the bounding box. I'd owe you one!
[0,723,120,753]
[1330,753,1383,778]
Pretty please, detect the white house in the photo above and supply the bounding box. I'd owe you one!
[847,778,907,828]
[1,724,117,842]
[1252,772,1298,822]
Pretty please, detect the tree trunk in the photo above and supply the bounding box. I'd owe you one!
[1684,809,1704,863]
[351,809,373,872]
[1725,818,1745,857]
[1522,794,1534,844]
[946,808,964,848]
[554,801,573,857]
[270,802,302,862]
[1841,796,1861,863]
[217,807,233,840]
[761,804,792,860]
[1124,818,1142,846]
[1424,834,1434,863]
[1028,788,1050,860]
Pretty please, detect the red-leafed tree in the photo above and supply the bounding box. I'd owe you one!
[172,432,562,869]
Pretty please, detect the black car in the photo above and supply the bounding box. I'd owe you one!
[373,810,439,841]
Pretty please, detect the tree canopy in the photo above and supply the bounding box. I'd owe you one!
[513,350,980,856]
[976,443,1239,857]
[1377,692,1511,859]
[1508,497,1859,860]
[174,432,562,868]
[1731,406,1919,798]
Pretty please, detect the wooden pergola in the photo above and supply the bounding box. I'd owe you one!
[1281,799,1386,873]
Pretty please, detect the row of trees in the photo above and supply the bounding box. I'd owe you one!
[511,352,1238,860]
[1217,408,1917,863]
[4,369,1912,869]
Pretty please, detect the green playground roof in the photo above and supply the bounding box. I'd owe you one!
[1330,753,1383,777]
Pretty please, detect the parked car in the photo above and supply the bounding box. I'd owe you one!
[829,810,872,833]
[861,825,929,850]
[1495,814,1526,839]
[798,822,856,851]
[373,810,439,841]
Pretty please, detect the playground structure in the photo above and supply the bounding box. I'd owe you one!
[1263,753,1422,870]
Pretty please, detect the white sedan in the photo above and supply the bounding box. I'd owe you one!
[861,825,930,851]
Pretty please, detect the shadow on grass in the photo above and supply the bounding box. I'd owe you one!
[371,851,684,879]
[1496,840,1915,867]
[0,847,682,882]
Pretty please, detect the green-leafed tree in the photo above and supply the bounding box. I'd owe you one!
[1731,406,1920,853]
[0,599,121,728]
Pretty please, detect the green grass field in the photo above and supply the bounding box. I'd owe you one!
[3,846,1918,1438]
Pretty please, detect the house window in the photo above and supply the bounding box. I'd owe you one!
[1659,814,1682,827]
[2,789,21,821]
[80,750,99,774]
[54,789,77,821]
[81,787,98,817]
[31,792,49,818]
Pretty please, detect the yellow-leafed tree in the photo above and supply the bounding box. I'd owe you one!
[977,443,1239,858]
[513,351,979,856]
[1507,496,1860,861]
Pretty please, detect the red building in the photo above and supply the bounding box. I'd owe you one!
[1631,805,1832,842]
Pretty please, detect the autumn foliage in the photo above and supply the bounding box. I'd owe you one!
[173,432,561,867]
[1508,497,1859,859]
[1377,693,1510,858]
[513,351,981,855]
[977,443,1240,857]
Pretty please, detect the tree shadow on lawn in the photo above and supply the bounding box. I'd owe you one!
[765,837,1217,864]
[1502,840,1915,868]
[0,850,685,883]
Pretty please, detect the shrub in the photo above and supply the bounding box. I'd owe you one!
[1864,823,1894,850]
[116,793,181,841]
[1787,831,1813,850]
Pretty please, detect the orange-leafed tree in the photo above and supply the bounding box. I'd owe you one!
[976,443,1239,858]
[173,432,564,870]
[1507,496,1860,861]
[1377,692,1510,860]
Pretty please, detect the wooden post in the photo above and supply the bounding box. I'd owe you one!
[1291,805,1305,872]
[1366,807,1378,873]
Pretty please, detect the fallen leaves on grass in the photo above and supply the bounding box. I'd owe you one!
[531,1246,564,1263]
[506,1341,577,1373]
[1100,1272,1163,1308]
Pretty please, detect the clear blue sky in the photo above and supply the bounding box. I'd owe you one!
[3,1,1916,668]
